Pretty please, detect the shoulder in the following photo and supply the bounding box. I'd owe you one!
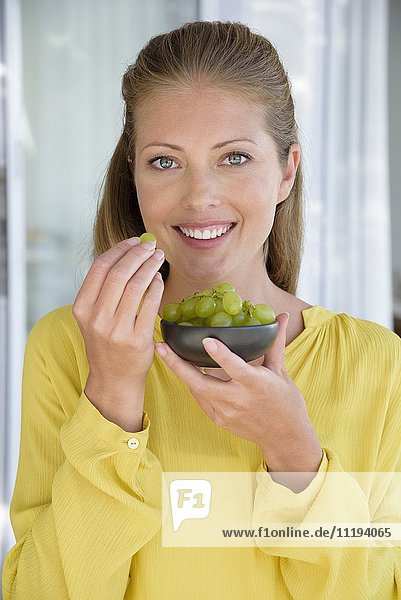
[26,305,86,373]
[21,306,89,419]
[305,304,399,347]
[331,311,400,352]
[28,304,82,348]
[302,304,400,365]
[316,308,401,379]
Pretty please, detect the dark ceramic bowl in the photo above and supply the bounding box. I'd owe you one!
[160,320,279,368]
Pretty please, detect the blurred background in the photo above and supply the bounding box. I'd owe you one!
[0,0,400,586]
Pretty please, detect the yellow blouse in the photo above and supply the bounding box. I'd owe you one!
[2,304,401,599]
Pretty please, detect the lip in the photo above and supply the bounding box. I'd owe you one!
[175,221,235,228]
[173,223,237,249]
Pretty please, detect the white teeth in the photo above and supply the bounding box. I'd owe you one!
[178,224,233,239]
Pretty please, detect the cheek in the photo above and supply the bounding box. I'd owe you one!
[243,183,276,221]
[136,170,173,203]
[136,196,170,239]
[135,174,154,200]
[135,179,164,221]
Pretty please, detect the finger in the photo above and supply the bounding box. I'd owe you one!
[155,342,227,396]
[74,238,141,309]
[113,249,165,329]
[196,366,232,381]
[261,312,289,373]
[194,355,262,381]
[129,272,164,338]
[95,243,160,321]
[201,337,250,382]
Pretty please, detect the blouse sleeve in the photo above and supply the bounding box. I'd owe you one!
[1,312,164,600]
[252,334,401,599]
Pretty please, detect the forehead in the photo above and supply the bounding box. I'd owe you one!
[134,86,270,145]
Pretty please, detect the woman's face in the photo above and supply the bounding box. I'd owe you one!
[133,86,299,283]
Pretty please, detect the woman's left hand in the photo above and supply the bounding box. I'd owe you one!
[155,313,322,476]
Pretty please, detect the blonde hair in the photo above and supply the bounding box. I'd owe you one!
[93,20,304,294]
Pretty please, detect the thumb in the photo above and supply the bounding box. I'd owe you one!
[262,312,289,373]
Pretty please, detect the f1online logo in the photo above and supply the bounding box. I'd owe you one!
[169,480,212,531]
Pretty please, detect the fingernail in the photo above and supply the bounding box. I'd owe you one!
[141,240,156,250]
[126,236,140,245]
[154,249,164,260]
[202,338,218,353]
[155,343,167,358]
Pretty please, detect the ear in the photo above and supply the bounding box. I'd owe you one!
[276,144,300,205]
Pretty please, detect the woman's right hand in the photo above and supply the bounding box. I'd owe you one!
[72,237,165,429]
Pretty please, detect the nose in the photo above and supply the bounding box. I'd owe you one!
[180,167,223,211]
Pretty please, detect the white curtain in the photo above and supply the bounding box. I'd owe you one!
[1,0,27,576]
[201,0,392,328]
[1,0,198,573]
[20,0,198,334]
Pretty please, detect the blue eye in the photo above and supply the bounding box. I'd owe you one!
[223,152,251,166]
[147,151,252,170]
[148,156,177,170]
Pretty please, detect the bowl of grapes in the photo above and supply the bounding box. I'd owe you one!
[160,282,279,368]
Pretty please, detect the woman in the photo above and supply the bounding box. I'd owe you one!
[2,20,400,600]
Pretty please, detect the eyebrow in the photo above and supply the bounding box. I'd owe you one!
[140,138,257,153]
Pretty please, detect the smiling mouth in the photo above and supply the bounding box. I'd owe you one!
[172,223,237,239]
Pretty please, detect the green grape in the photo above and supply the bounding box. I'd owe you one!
[210,312,233,327]
[205,314,214,327]
[214,297,224,313]
[215,282,235,294]
[195,297,216,318]
[193,289,214,298]
[191,317,206,327]
[244,316,261,326]
[162,302,182,322]
[214,282,235,297]
[253,303,276,324]
[177,314,190,323]
[180,297,199,319]
[222,291,242,316]
[231,310,247,326]
[167,283,274,329]
[139,232,157,244]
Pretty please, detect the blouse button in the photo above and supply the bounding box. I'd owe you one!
[127,437,140,449]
